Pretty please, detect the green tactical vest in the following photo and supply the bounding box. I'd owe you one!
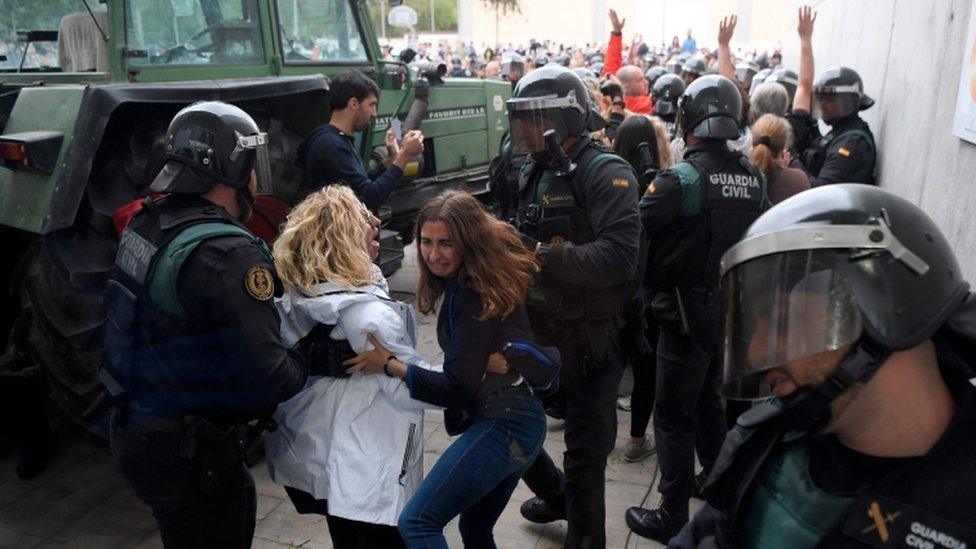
[742,438,852,549]
[147,222,273,316]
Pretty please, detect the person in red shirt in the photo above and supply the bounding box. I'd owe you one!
[601,9,653,114]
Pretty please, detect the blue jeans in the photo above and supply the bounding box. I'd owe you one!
[398,389,546,548]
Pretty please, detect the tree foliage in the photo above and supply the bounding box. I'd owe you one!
[367,0,458,36]
[481,0,520,15]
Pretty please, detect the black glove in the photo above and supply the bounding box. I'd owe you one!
[520,232,539,252]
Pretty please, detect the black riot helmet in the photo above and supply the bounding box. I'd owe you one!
[813,66,874,125]
[681,56,707,79]
[677,74,742,140]
[749,67,773,95]
[150,101,272,195]
[720,185,971,431]
[645,66,668,89]
[765,68,799,107]
[651,73,685,118]
[734,61,758,88]
[507,64,590,159]
[534,54,549,68]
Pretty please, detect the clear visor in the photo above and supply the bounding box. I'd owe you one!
[654,100,676,116]
[507,108,564,156]
[722,250,863,400]
[735,68,754,85]
[812,92,858,122]
[232,130,273,194]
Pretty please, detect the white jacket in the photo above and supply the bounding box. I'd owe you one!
[265,269,440,526]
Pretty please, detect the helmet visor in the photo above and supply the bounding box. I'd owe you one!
[722,250,863,400]
[507,109,568,156]
[812,89,858,122]
[233,130,273,194]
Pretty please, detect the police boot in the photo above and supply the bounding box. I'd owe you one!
[625,498,688,543]
[519,496,567,523]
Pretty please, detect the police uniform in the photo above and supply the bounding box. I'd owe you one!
[799,66,878,186]
[516,137,640,547]
[507,65,641,547]
[671,184,976,549]
[101,102,307,548]
[638,140,765,521]
[800,115,876,186]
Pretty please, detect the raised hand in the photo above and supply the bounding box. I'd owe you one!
[609,9,625,33]
[798,6,816,41]
[718,15,737,47]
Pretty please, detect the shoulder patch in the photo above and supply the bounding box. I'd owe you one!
[612,177,631,188]
[245,266,275,301]
[646,182,657,195]
[838,147,851,157]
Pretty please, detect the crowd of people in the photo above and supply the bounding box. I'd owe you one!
[92,4,976,549]
[381,23,784,86]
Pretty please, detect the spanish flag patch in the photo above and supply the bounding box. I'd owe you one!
[612,178,630,188]
[838,147,851,157]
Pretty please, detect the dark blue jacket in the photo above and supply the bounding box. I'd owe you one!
[405,276,527,427]
[296,123,404,210]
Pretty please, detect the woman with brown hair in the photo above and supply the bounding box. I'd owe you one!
[343,190,550,548]
[749,113,810,204]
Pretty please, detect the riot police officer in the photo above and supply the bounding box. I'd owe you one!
[645,66,668,91]
[101,102,308,548]
[652,73,686,139]
[681,56,708,87]
[626,75,766,543]
[749,67,773,95]
[672,184,976,548]
[734,61,758,90]
[799,67,877,185]
[507,64,641,548]
[764,68,799,108]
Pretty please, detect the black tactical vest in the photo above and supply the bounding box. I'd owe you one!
[655,146,766,291]
[516,141,633,321]
[803,118,876,184]
[101,195,264,407]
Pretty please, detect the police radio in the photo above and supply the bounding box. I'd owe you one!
[636,141,659,194]
[543,129,577,177]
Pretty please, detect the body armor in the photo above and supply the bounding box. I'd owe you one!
[516,142,627,321]
[654,148,765,291]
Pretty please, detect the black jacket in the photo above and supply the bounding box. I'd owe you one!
[670,334,976,548]
[296,123,403,210]
[405,275,526,432]
[116,195,307,422]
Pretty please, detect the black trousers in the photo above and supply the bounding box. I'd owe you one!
[653,326,727,511]
[111,419,256,548]
[522,317,624,549]
[630,323,659,438]
[283,486,405,549]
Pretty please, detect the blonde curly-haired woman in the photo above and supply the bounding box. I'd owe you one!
[264,185,436,548]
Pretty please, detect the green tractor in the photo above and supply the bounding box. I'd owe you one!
[0,0,510,435]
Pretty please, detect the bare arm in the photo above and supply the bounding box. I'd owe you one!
[717,15,736,81]
[794,6,817,112]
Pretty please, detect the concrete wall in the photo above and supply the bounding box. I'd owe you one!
[782,0,976,281]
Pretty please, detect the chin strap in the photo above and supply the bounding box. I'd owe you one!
[781,339,891,434]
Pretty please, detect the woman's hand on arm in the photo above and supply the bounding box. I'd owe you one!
[343,333,407,378]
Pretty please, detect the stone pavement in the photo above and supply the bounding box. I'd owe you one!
[0,246,702,547]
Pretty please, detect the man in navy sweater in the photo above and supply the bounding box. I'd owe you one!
[297,70,424,210]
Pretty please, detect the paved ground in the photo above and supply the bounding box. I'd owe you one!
[0,245,701,548]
